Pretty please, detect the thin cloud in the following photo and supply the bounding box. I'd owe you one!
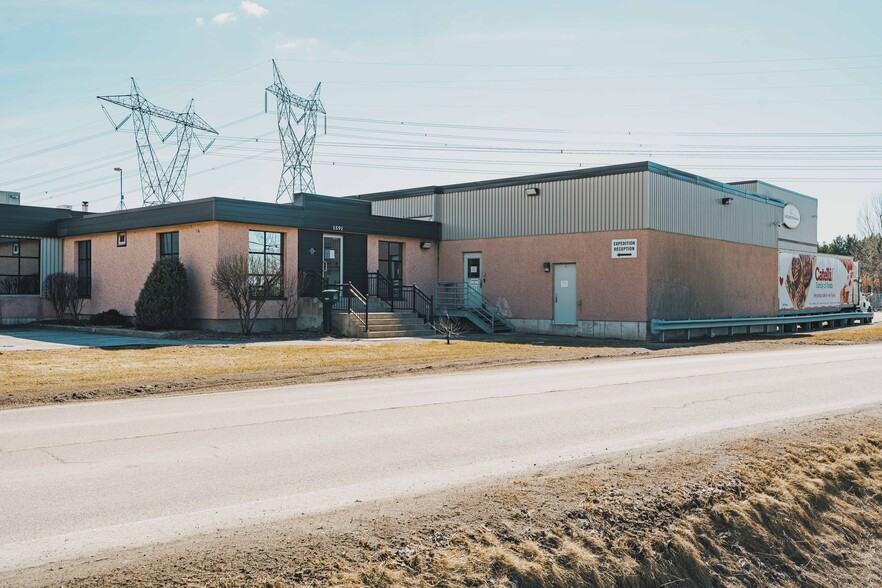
[240,1,268,17]
[212,12,237,25]
[195,16,205,26]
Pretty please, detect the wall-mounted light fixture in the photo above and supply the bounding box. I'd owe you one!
[525,187,540,197]
[721,197,734,206]
[420,241,432,250]
[543,262,551,272]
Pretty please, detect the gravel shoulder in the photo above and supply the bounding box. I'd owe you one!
[10,405,882,588]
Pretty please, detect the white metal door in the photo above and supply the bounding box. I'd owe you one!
[463,252,483,307]
[553,263,577,325]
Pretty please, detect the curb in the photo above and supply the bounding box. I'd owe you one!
[32,324,175,340]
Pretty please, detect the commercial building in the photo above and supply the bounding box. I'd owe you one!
[353,162,817,339]
[0,161,819,340]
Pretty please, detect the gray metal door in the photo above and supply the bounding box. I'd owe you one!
[553,263,577,325]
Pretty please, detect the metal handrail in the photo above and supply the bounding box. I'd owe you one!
[367,272,395,310]
[367,272,434,323]
[411,285,434,323]
[331,282,369,331]
[435,281,508,333]
[299,268,328,298]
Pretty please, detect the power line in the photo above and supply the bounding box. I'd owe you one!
[273,52,882,68]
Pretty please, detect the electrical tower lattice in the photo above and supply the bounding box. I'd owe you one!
[265,60,326,202]
[98,79,217,206]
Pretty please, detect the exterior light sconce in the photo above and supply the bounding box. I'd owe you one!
[721,197,734,206]
[543,262,551,272]
[525,187,540,197]
[420,241,432,250]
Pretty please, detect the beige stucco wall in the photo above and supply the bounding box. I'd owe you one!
[366,235,438,294]
[646,232,777,320]
[438,231,651,322]
[212,222,299,322]
[63,221,300,323]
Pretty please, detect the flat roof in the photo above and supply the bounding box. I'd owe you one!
[0,203,87,238]
[728,179,818,203]
[6,195,440,241]
[347,161,791,208]
[57,195,440,240]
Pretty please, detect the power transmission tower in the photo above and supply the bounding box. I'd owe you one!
[98,79,217,206]
[265,60,326,201]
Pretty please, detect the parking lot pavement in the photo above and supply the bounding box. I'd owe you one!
[0,329,218,351]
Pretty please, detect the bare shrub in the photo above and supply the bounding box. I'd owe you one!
[277,269,309,332]
[43,272,84,320]
[211,254,281,335]
[432,312,467,344]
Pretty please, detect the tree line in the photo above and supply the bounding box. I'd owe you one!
[818,195,882,292]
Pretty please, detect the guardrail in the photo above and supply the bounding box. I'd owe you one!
[651,311,874,342]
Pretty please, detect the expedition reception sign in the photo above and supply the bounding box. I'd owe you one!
[778,252,859,312]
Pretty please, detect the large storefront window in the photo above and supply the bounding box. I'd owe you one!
[248,230,283,297]
[0,238,40,295]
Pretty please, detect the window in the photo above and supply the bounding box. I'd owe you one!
[77,241,91,298]
[159,232,179,259]
[248,230,283,297]
[0,238,40,295]
[378,241,403,283]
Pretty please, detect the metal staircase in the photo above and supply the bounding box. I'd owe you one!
[434,281,513,334]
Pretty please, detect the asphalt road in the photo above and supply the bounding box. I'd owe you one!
[3,344,882,573]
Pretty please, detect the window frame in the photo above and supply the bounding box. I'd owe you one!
[77,240,92,299]
[158,231,179,259]
[247,230,284,298]
[0,237,41,296]
[378,240,404,283]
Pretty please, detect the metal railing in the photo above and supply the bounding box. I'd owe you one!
[331,282,369,331]
[299,268,328,299]
[651,311,874,342]
[435,281,512,334]
[367,272,434,323]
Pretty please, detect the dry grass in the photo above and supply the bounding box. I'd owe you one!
[805,320,882,343]
[2,317,879,408]
[37,412,882,588]
[305,435,882,587]
[0,340,606,408]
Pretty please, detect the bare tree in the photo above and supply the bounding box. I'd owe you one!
[432,312,467,344]
[43,272,85,321]
[277,269,309,332]
[211,254,282,335]
[857,194,882,292]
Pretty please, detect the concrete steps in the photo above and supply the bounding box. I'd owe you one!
[365,311,434,338]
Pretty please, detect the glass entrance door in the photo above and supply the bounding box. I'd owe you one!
[322,235,343,285]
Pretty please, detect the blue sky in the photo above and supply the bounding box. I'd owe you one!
[3,0,882,242]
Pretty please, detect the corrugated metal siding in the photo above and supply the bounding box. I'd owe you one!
[436,172,646,240]
[729,181,759,193]
[371,194,435,220]
[648,173,778,248]
[39,238,63,295]
[775,193,817,249]
[730,181,818,249]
